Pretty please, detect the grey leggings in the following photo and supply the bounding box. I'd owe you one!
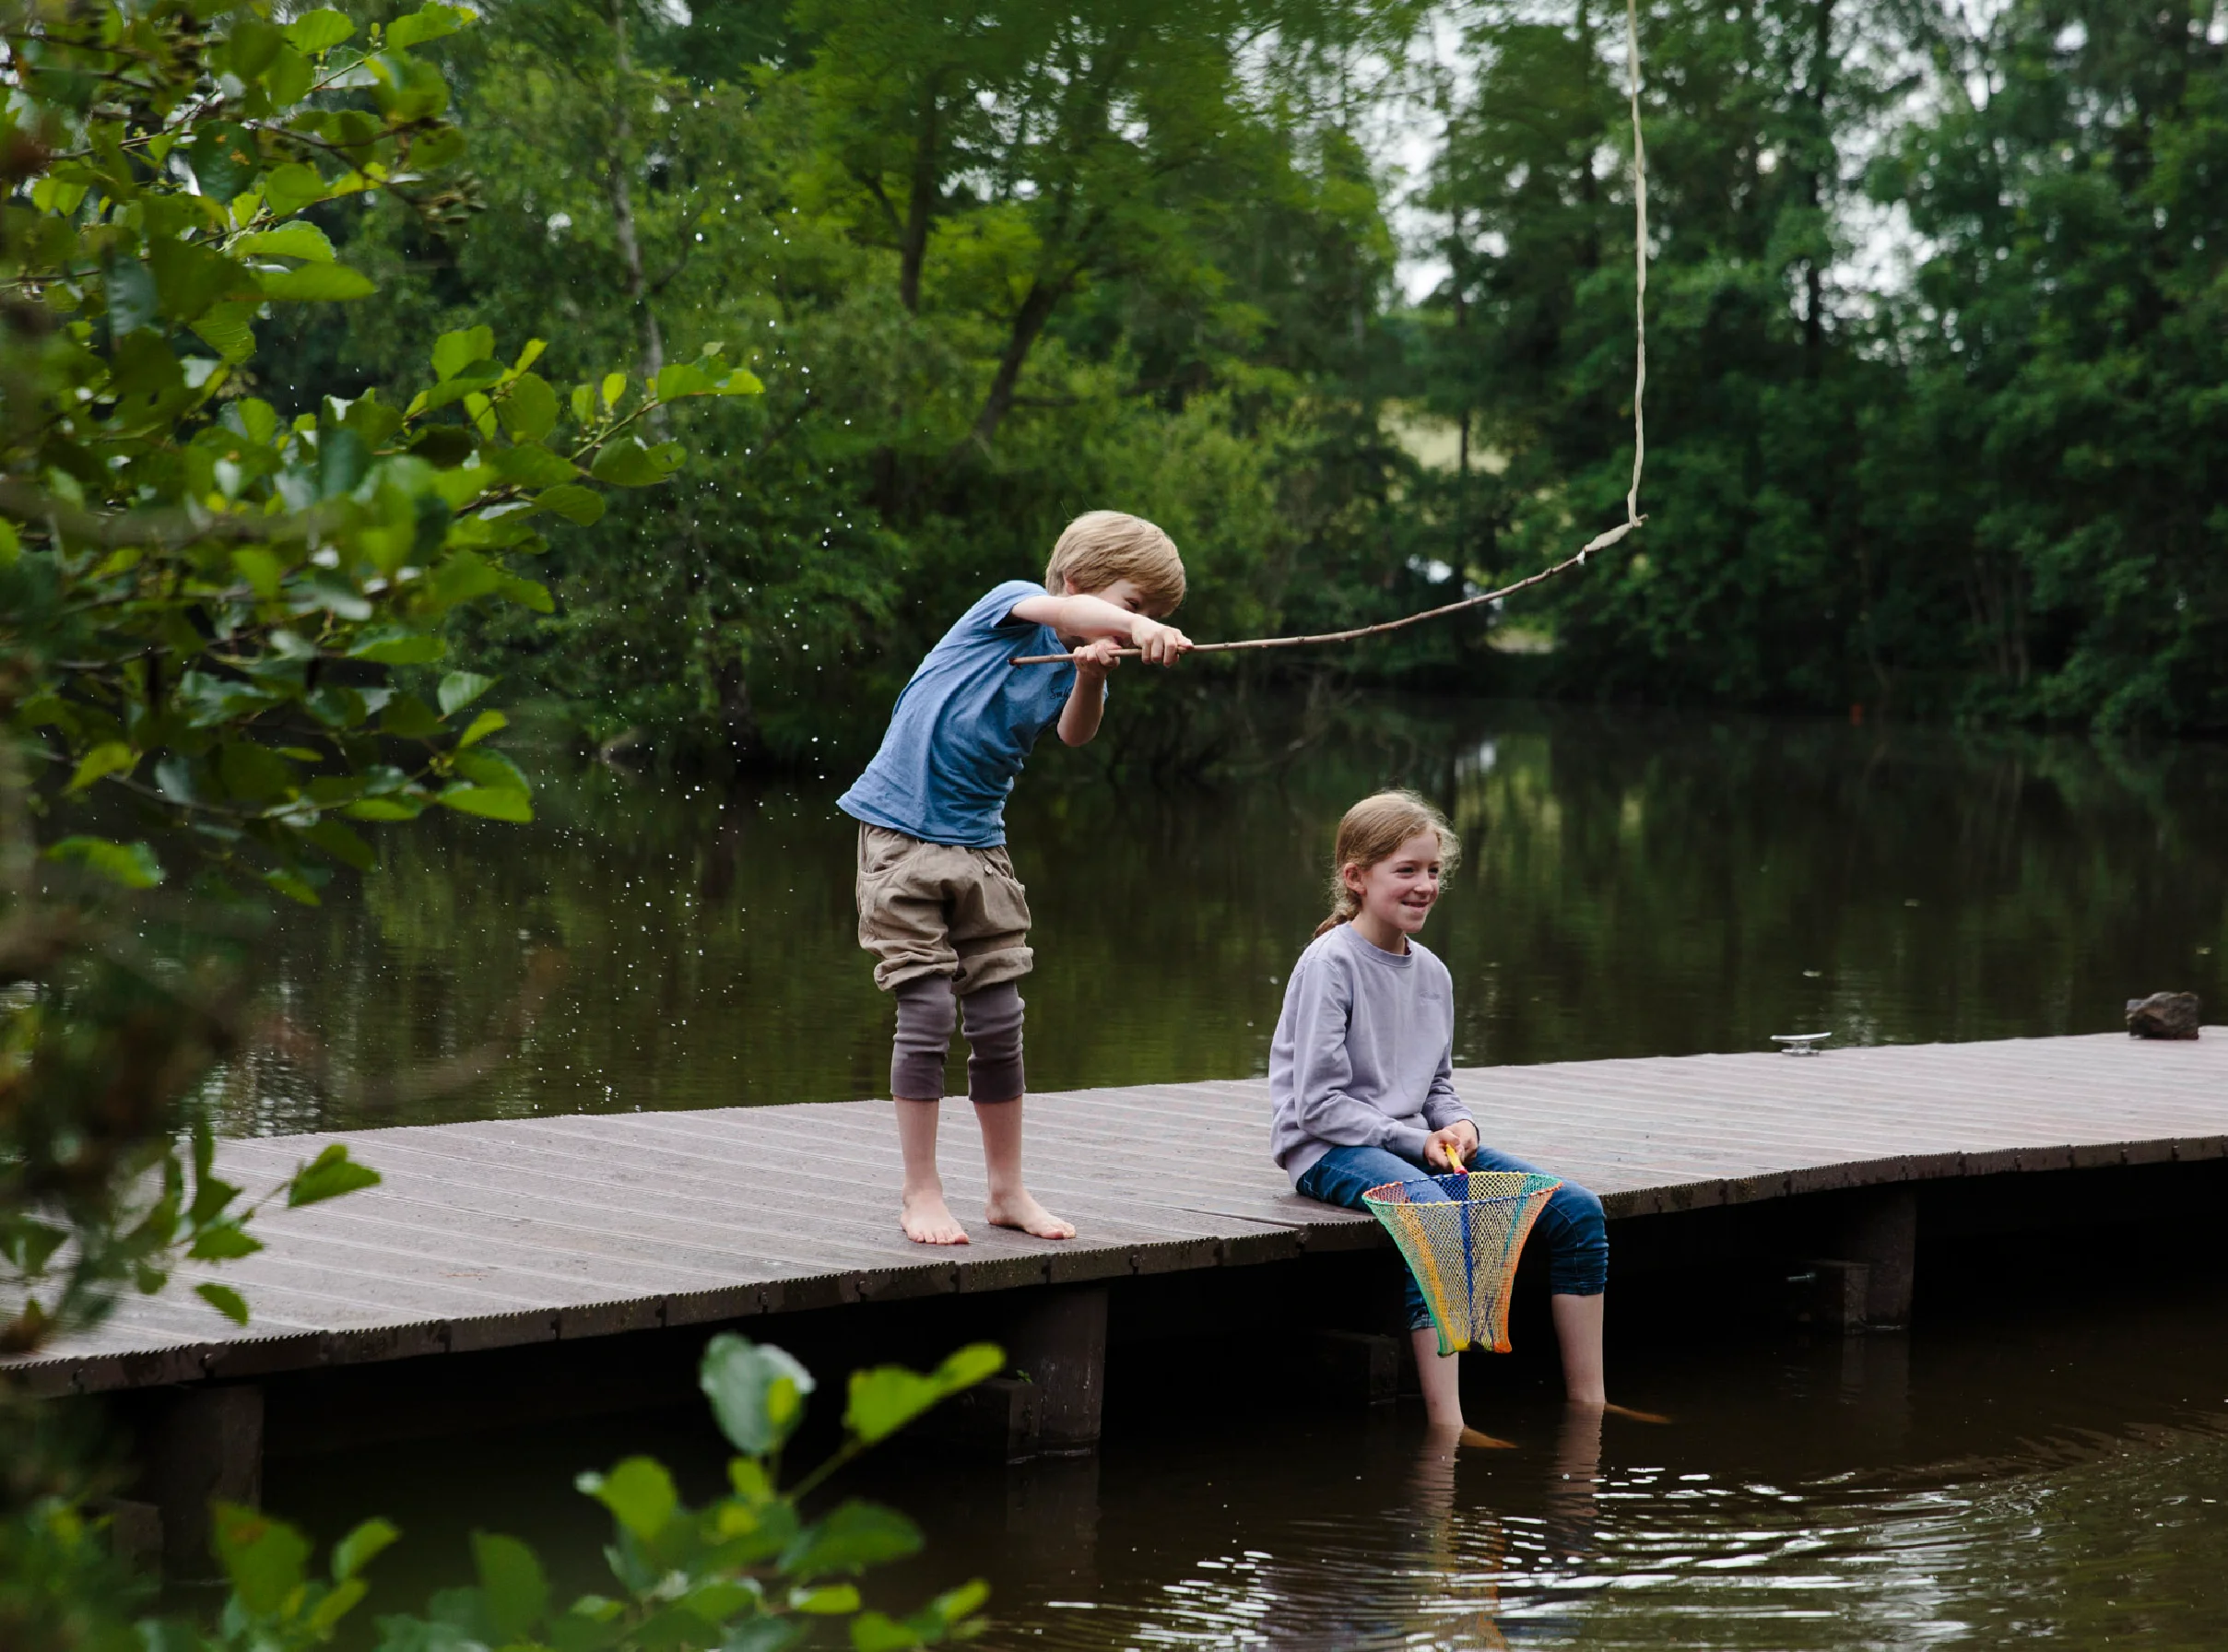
[891,976,1025,1103]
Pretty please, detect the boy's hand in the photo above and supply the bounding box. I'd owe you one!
[1424,1122,1481,1172]
[1130,615,1191,666]
[1072,637,1125,675]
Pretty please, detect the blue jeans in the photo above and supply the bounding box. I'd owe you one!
[1296,1142,1609,1331]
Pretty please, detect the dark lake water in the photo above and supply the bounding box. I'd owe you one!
[225,692,2228,1646]
[279,1266,2228,1649]
[213,694,2228,1135]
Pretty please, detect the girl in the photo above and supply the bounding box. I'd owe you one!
[1269,790,1613,1439]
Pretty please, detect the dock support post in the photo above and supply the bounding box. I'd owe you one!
[139,1382,263,1576]
[1840,1186,1917,1327]
[1003,1285,1107,1456]
[1301,1328,1402,1407]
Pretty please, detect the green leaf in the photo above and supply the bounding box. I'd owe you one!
[379,693,444,738]
[263,161,328,218]
[265,43,313,107]
[189,1222,264,1261]
[65,741,136,793]
[436,785,532,822]
[654,362,716,400]
[285,8,355,53]
[236,223,336,263]
[782,1502,923,1578]
[212,1504,312,1615]
[717,368,766,395]
[794,1585,862,1615]
[343,797,425,822]
[263,868,323,905]
[332,1517,399,1583]
[433,325,495,383]
[260,264,377,301]
[843,1344,1003,1445]
[304,1576,369,1636]
[487,441,576,488]
[849,1614,918,1652]
[498,372,559,441]
[43,836,164,890]
[700,1334,817,1457]
[600,372,627,409]
[149,237,256,321]
[472,1531,548,1641]
[387,2,474,49]
[348,630,448,666]
[590,438,685,488]
[303,817,376,872]
[287,1143,382,1207]
[534,484,605,525]
[575,1457,677,1543]
[191,301,258,362]
[438,670,495,715]
[456,710,508,748]
[195,1282,252,1326]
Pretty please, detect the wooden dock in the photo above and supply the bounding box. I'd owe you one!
[8,1028,2223,1398]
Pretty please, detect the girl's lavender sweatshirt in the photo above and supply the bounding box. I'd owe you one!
[1268,921,1475,1184]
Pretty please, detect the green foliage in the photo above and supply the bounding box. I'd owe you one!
[0,0,749,1367]
[137,1337,1000,1652]
[261,0,1425,761]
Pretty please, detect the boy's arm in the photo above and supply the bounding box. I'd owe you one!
[1056,647,1114,747]
[1008,591,1190,666]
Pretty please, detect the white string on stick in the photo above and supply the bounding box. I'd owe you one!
[1013,0,1650,668]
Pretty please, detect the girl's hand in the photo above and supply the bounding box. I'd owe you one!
[1425,1122,1481,1172]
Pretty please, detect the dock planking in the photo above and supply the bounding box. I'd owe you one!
[6,1029,2223,1397]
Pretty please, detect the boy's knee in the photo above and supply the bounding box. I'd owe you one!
[890,974,958,1101]
[961,981,1025,1103]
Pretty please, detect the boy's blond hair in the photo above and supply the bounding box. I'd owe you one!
[1043,511,1186,615]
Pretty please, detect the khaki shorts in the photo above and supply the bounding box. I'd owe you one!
[855,824,1034,994]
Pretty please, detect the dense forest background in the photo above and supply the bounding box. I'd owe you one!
[263,0,2228,762]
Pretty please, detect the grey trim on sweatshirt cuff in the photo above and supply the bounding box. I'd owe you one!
[1384,1123,1432,1163]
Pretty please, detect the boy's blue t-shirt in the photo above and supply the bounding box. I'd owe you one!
[838,580,1079,848]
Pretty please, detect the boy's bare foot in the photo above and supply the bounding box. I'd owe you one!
[1458,1425,1517,1450]
[901,1190,970,1245]
[985,1191,1076,1240]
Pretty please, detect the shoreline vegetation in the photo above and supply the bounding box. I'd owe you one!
[253,0,2228,767]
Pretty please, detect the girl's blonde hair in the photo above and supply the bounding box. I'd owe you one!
[1314,790,1462,938]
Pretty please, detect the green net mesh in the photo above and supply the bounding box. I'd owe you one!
[1362,1170,1562,1357]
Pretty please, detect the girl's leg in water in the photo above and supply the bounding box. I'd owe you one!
[1297,1146,1479,1434]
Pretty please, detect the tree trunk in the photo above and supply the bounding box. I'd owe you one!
[607,0,666,426]
[898,77,942,313]
[1802,0,1835,374]
[959,273,1067,454]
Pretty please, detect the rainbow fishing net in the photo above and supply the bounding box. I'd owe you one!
[1362,1170,1562,1356]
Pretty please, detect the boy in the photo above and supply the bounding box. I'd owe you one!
[839,511,1191,1245]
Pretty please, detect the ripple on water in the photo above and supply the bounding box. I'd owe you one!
[990,1421,2228,1650]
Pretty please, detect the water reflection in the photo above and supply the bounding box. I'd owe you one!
[210,698,2228,1134]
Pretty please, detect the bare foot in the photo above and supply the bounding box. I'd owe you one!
[1458,1425,1518,1450]
[1603,1402,1671,1424]
[901,1189,970,1245]
[1426,1422,1517,1451]
[984,1190,1076,1240]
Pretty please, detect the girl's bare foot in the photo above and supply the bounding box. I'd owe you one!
[1603,1401,1671,1424]
[984,1190,1076,1240]
[901,1189,970,1245]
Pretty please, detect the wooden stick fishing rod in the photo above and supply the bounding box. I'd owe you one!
[1012,0,1653,670]
[1007,518,1643,667]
